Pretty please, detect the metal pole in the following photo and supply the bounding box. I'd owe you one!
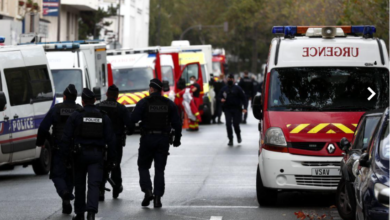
[157,0,161,45]
[116,1,121,49]
[57,0,61,41]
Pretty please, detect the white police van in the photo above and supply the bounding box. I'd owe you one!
[253,25,389,206]
[0,37,55,175]
[42,40,109,104]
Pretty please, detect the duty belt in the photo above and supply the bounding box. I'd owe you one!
[80,145,104,151]
[143,130,169,135]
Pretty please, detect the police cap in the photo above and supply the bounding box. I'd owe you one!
[81,88,95,101]
[149,78,163,91]
[63,84,77,100]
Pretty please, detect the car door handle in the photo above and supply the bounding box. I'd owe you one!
[13,115,18,119]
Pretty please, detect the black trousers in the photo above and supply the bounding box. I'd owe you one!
[224,108,241,140]
[243,95,251,121]
[100,142,123,192]
[74,148,104,214]
[138,134,170,197]
[51,149,74,200]
[212,99,223,121]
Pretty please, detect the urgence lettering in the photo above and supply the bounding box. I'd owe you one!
[302,47,359,57]
[12,118,34,131]
[149,105,168,112]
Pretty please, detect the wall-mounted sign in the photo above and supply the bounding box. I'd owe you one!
[43,0,59,17]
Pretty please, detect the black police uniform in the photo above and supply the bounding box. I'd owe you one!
[97,89,131,199]
[211,77,226,123]
[36,85,82,214]
[130,79,182,207]
[60,89,116,219]
[218,82,247,144]
[238,76,254,123]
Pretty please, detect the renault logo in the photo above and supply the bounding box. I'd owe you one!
[327,144,336,154]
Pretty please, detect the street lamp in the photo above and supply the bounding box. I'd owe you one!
[180,22,228,40]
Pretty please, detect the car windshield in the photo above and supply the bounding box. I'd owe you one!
[113,67,154,92]
[51,69,83,97]
[380,121,389,160]
[213,61,222,76]
[162,66,174,86]
[268,67,389,111]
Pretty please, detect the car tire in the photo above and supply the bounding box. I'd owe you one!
[336,178,356,220]
[32,140,52,175]
[256,165,277,206]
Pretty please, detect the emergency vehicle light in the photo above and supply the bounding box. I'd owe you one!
[43,43,80,50]
[272,25,376,37]
[0,37,4,43]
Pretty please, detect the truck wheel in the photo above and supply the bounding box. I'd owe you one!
[256,166,277,206]
[32,140,52,175]
[336,178,355,220]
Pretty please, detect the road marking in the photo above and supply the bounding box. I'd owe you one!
[210,216,223,220]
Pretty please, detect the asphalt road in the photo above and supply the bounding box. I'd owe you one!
[0,114,342,220]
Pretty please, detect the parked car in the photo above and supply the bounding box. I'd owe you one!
[354,108,389,220]
[336,110,383,220]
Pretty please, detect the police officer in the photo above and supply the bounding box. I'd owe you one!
[219,74,247,146]
[60,88,116,220]
[97,84,131,200]
[211,74,226,124]
[238,71,254,124]
[36,84,82,215]
[130,78,182,208]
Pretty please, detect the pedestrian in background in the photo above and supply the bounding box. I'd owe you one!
[97,84,132,200]
[211,73,226,124]
[130,78,182,208]
[238,71,254,124]
[188,76,201,130]
[219,74,247,146]
[36,84,82,215]
[60,88,116,220]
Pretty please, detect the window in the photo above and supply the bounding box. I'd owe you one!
[201,65,207,83]
[181,64,199,84]
[5,66,53,106]
[112,67,153,92]
[27,66,53,102]
[30,13,35,32]
[352,116,381,150]
[161,66,174,86]
[51,69,82,97]
[85,69,91,89]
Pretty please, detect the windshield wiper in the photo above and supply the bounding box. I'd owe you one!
[321,105,372,111]
[273,104,320,110]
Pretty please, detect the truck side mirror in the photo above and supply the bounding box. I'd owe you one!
[0,92,7,111]
[162,80,170,92]
[93,87,101,101]
[340,137,351,153]
[359,153,370,168]
[252,94,262,120]
[378,188,390,205]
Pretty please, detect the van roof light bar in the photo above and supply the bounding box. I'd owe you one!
[0,37,5,43]
[43,43,80,51]
[272,25,376,38]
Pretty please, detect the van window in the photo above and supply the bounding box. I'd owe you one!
[51,69,82,97]
[113,67,153,92]
[28,66,53,102]
[5,68,31,106]
[353,116,381,150]
[268,67,389,111]
[201,65,207,83]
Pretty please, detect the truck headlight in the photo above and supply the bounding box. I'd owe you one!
[265,127,287,147]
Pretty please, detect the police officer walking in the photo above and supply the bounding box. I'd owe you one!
[238,71,254,124]
[219,74,247,146]
[130,78,182,208]
[97,84,131,200]
[60,88,116,220]
[36,84,82,215]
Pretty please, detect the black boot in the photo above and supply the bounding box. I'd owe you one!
[228,139,233,146]
[237,135,242,144]
[212,118,216,124]
[99,189,105,201]
[141,190,154,207]
[113,185,123,199]
[154,196,162,208]
[72,214,85,220]
[62,199,72,214]
[87,212,95,220]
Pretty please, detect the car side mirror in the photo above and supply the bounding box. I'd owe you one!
[0,92,7,111]
[378,188,390,205]
[359,153,370,167]
[162,80,170,92]
[93,87,101,101]
[340,137,351,153]
[252,94,262,120]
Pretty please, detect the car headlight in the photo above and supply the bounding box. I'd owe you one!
[265,127,287,147]
[352,160,359,178]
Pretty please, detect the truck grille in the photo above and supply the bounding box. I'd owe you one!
[301,161,341,167]
[295,175,341,187]
[289,142,326,151]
